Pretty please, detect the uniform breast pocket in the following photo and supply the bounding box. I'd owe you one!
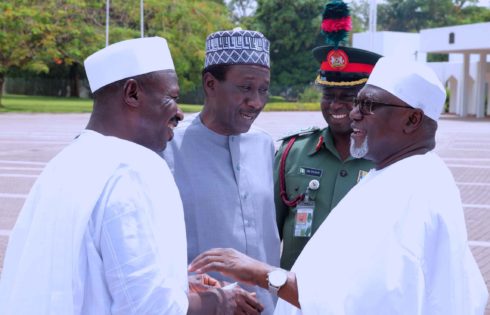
[284,174,311,200]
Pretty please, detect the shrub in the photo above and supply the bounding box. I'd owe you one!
[298,85,322,103]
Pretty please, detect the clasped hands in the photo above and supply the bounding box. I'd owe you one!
[188,251,268,315]
[188,248,275,315]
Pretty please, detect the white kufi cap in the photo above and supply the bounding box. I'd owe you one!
[366,57,446,121]
[84,37,175,92]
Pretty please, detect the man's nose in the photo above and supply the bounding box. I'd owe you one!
[175,107,184,121]
[349,105,362,121]
[246,90,265,109]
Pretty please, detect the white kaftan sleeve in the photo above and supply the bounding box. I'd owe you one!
[97,167,188,315]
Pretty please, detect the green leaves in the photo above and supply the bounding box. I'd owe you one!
[254,0,324,99]
[376,0,490,32]
[0,0,233,96]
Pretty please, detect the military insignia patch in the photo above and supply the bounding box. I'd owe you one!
[299,167,323,177]
[327,49,349,70]
[357,170,369,182]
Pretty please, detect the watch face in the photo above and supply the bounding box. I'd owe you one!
[269,269,287,287]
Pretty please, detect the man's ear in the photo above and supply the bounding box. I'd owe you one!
[404,109,424,134]
[122,79,140,108]
[203,72,218,96]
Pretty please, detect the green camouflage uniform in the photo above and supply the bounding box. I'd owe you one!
[274,126,374,270]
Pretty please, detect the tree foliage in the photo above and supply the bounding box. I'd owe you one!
[1,0,232,102]
[0,1,55,104]
[103,0,232,92]
[376,0,490,32]
[254,0,324,99]
[3,0,490,104]
[349,0,370,33]
[228,0,256,26]
[1,1,107,100]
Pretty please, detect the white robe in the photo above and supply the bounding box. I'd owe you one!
[275,152,488,315]
[0,130,188,315]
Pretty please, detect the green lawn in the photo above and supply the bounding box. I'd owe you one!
[0,94,319,113]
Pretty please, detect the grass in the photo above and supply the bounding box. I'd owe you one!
[264,102,320,111]
[0,94,320,113]
[0,94,94,113]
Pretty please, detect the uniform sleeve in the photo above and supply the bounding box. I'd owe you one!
[98,168,188,315]
[274,141,289,240]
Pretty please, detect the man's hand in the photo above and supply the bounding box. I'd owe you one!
[215,287,264,315]
[188,273,221,292]
[188,248,273,288]
[189,248,301,311]
[187,285,264,315]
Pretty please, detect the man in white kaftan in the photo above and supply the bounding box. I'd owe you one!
[0,37,189,315]
[0,37,264,315]
[274,151,488,314]
[0,130,189,314]
[188,56,488,315]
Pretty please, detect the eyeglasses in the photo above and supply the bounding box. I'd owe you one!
[353,98,413,115]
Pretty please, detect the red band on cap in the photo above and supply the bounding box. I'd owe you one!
[320,61,374,73]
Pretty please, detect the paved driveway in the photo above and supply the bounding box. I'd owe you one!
[0,112,489,312]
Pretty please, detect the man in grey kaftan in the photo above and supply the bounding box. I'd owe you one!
[163,29,280,315]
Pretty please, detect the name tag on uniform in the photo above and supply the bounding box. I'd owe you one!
[299,167,323,177]
[294,200,315,237]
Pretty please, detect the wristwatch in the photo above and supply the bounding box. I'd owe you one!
[267,269,288,295]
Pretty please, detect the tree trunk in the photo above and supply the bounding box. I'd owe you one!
[69,63,80,98]
[0,73,5,107]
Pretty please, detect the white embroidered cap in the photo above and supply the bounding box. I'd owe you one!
[366,57,446,121]
[84,37,175,93]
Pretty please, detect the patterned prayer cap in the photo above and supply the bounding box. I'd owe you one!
[204,28,270,69]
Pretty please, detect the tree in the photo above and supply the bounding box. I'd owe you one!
[350,0,370,33]
[47,1,106,97]
[228,0,257,26]
[377,0,489,32]
[1,0,233,101]
[143,0,232,93]
[49,0,232,96]
[254,0,325,99]
[0,1,55,105]
[0,1,107,101]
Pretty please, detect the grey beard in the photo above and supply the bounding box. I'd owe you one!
[350,136,369,158]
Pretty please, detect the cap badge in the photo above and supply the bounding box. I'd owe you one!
[327,49,349,70]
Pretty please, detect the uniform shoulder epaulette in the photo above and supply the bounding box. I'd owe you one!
[277,126,321,141]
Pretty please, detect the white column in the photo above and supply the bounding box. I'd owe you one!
[458,53,470,117]
[449,78,458,114]
[487,74,490,116]
[475,53,486,118]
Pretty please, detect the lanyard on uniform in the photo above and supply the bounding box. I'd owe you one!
[279,137,305,207]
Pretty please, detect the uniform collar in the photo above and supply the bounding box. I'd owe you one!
[308,127,356,162]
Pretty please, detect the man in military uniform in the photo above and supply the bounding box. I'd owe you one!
[274,1,382,270]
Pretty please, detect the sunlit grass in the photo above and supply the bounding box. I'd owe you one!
[0,94,320,113]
